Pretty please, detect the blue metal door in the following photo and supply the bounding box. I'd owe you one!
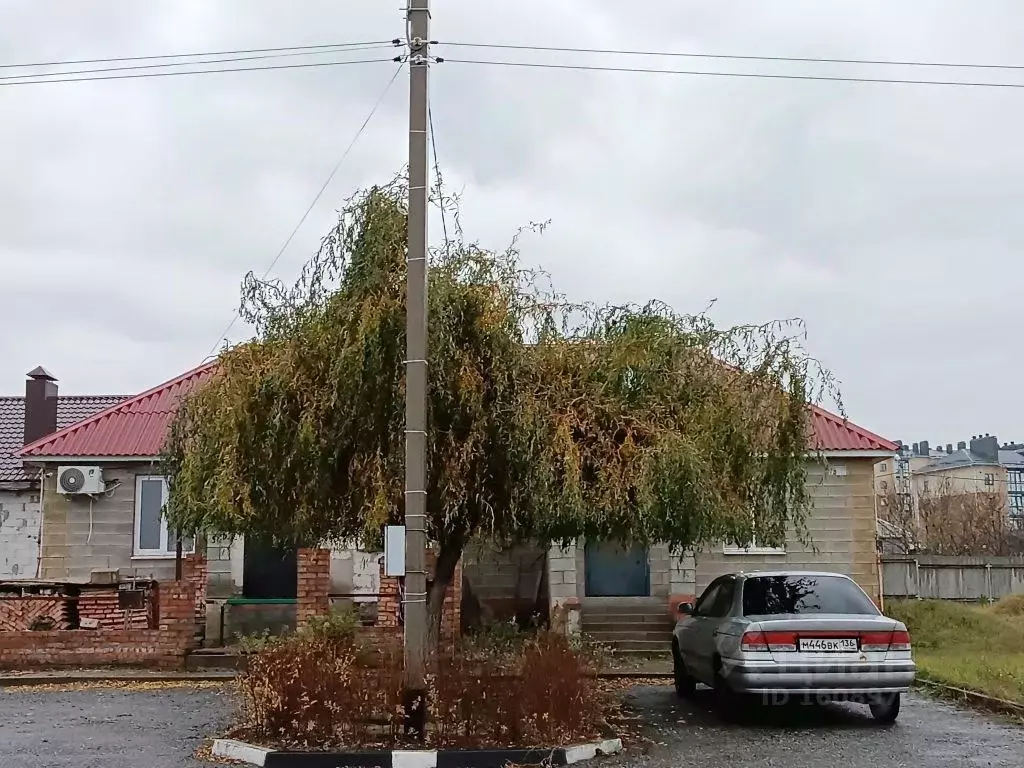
[584,542,650,597]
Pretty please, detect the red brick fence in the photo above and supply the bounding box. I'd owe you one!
[0,555,206,669]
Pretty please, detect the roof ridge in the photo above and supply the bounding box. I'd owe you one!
[17,362,216,458]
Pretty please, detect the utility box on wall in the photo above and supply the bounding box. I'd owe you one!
[383,525,406,576]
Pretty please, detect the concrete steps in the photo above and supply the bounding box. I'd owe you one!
[580,598,674,656]
[186,648,242,670]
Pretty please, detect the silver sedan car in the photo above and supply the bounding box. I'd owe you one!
[672,570,915,722]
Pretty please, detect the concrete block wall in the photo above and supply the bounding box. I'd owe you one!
[462,542,546,621]
[693,459,881,603]
[205,534,237,599]
[329,546,380,600]
[37,466,179,583]
[0,490,41,579]
[547,542,580,608]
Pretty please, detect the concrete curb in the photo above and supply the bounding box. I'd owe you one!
[211,737,623,768]
[211,739,274,766]
[916,678,1024,717]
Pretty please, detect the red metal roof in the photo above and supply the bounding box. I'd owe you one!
[17,362,217,459]
[17,362,896,458]
[809,404,897,453]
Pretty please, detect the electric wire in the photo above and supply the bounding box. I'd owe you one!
[203,63,405,360]
[438,41,1024,72]
[0,43,396,82]
[0,40,396,70]
[428,103,450,253]
[0,56,398,87]
[442,57,1024,90]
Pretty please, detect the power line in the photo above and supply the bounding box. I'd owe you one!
[204,63,405,360]
[439,41,1024,72]
[0,43,396,82]
[0,40,396,70]
[427,103,450,252]
[443,57,1024,90]
[0,56,398,87]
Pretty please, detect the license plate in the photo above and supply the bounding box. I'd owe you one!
[798,637,858,652]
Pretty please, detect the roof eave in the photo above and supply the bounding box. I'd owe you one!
[818,449,898,458]
[19,455,160,464]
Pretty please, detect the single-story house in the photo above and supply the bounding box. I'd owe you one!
[17,361,896,648]
[0,367,126,580]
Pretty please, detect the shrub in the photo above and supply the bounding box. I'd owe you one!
[233,624,610,750]
[992,593,1024,618]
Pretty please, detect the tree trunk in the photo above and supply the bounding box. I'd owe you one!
[425,541,463,650]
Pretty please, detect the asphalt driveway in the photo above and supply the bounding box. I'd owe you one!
[611,685,1024,768]
[1,682,1021,767]
[0,684,232,768]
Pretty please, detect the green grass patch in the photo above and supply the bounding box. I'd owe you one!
[888,597,1024,705]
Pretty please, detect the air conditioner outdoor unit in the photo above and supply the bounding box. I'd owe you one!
[56,466,105,495]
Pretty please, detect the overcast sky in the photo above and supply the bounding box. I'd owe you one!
[1,0,1021,447]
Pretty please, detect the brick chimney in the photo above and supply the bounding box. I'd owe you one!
[24,366,58,446]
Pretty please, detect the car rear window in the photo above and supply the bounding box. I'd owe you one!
[742,575,878,616]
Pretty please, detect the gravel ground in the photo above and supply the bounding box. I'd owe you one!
[0,684,233,768]
[610,685,1024,768]
[1,681,1022,767]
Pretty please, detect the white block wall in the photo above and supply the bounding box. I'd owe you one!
[0,489,41,579]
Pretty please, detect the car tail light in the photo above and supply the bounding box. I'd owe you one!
[860,631,893,652]
[889,630,912,651]
[740,631,768,651]
[763,630,798,652]
[859,629,912,652]
[740,630,797,652]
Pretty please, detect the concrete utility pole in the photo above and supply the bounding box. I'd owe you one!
[403,0,430,735]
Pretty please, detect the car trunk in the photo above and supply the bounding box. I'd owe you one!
[746,613,899,663]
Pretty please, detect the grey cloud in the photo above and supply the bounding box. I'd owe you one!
[1,0,1022,445]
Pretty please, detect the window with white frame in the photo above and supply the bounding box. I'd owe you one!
[723,516,786,555]
[134,475,194,557]
[984,472,995,487]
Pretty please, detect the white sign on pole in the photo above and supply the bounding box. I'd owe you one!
[383,525,406,576]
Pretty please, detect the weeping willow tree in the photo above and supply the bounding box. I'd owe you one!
[164,177,836,643]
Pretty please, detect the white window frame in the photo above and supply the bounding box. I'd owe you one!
[133,475,194,558]
[724,540,787,556]
[723,519,787,556]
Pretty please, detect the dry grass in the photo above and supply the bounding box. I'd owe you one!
[233,624,612,750]
[1,680,227,694]
[888,598,1024,705]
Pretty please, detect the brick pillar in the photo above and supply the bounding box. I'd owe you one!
[377,549,461,638]
[378,560,401,628]
[157,577,201,661]
[183,554,208,628]
[440,559,462,639]
[296,548,331,627]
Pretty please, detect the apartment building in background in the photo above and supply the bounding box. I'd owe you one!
[875,434,1024,528]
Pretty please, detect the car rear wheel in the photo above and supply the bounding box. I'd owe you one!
[869,692,901,723]
[672,643,696,699]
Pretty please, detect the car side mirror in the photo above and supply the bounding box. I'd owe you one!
[677,602,694,616]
